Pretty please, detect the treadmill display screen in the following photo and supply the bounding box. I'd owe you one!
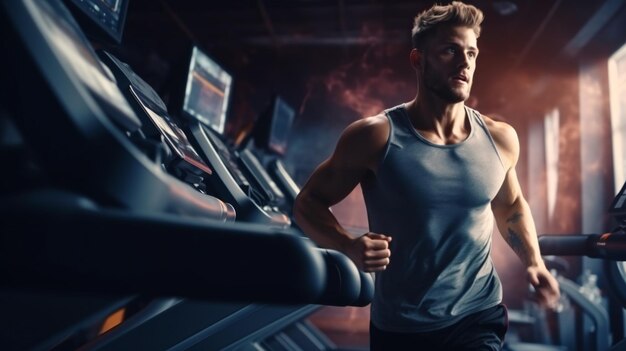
[269,98,295,156]
[182,47,232,135]
[26,0,139,128]
[130,86,213,176]
[67,0,128,44]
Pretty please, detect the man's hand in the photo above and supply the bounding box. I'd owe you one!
[527,266,560,309]
[345,233,392,272]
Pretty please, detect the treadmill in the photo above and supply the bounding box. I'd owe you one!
[239,95,301,217]
[167,46,291,227]
[0,0,341,350]
[0,0,370,349]
[538,181,626,351]
[160,40,371,303]
[235,96,378,350]
[161,45,373,350]
[92,51,369,351]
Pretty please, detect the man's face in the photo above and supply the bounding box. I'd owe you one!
[420,25,479,103]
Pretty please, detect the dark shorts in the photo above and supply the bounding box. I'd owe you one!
[370,304,508,351]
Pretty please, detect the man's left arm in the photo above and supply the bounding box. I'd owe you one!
[490,124,560,308]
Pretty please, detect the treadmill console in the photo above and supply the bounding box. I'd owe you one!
[180,46,232,135]
[240,96,301,213]
[98,50,222,195]
[252,96,296,157]
[25,0,140,131]
[169,45,290,225]
[65,0,129,44]
[1,0,233,220]
[129,86,213,181]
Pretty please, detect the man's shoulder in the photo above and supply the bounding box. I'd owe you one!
[480,114,516,138]
[479,113,520,165]
[343,114,390,144]
[333,114,390,168]
[349,113,389,129]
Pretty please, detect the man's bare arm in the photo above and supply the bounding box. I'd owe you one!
[294,115,392,272]
[492,168,544,268]
[490,121,560,307]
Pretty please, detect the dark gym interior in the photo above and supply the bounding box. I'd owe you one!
[1,0,626,350]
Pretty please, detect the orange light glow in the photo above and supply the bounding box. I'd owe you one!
[98,308,126,335]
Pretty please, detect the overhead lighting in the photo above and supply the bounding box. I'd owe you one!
[493,1,518,16]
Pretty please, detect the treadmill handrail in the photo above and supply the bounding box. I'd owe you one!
[188,122,290,226]
[239,148,285,202]
[270,158,300,202]
[539,233,626,260]
[0,190,325,304]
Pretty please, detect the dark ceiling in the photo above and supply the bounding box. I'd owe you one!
[116,0,625,141]
[124,0,611,68]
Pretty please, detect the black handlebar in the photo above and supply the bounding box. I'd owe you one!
[539,232,626,260]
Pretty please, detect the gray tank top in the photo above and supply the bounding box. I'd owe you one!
[363,104,506,332]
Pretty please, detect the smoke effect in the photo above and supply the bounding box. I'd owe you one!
[321,51,413,229]
[298,23,414,120]
[288,27,414,230]
[580,64,612,176]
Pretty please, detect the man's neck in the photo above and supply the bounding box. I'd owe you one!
[406,96,468,142]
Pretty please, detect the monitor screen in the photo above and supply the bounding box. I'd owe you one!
[23,0,140,130]
[129,86,213,176]
[268,97,295,155]
[182,46,232,135]
[66,0,129,44]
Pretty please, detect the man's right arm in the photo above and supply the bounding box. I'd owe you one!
[294,115,392,272]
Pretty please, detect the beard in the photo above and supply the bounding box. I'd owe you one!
[422,59,470,103]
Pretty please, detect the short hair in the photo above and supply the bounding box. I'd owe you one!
[411,1,484,49]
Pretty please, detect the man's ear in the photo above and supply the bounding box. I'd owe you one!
[410,48,422,70]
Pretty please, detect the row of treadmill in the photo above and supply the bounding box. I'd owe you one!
[0,0,374,350]
[3,0,626,350]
